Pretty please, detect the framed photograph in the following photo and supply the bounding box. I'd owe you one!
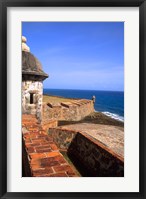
[0,0,146,198]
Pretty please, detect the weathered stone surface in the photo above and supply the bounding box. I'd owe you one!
[22,36,30,52]
[56,123,124,158]
[49,123,124,177]
[22,36,48,123]
[22,81,43,122]
[22,43,30,52]
[42,99,94,122]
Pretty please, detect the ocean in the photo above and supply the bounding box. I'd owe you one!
[43,89,124,122]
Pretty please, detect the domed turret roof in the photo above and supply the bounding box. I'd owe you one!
[22,36,48,81]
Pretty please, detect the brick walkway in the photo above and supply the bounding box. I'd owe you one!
[22,114,78,177]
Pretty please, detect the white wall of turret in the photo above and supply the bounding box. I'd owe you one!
[22,81,43,122]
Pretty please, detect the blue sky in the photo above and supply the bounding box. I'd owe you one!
[22,22,124,91]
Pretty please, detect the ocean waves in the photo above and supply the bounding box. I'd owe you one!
[102,111,124,122]
[44,88,124,122]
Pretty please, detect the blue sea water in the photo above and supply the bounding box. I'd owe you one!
[43,89,124,122]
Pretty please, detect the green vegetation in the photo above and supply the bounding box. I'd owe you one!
[43,95,76,104]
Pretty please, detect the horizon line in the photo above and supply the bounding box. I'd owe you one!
[43,88,124,92]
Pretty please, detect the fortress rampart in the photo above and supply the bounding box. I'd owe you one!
[48,125,124,177]
[22,114,124,177]
[42,99,94,124]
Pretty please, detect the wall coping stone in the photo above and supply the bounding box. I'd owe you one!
[49,123,124,163]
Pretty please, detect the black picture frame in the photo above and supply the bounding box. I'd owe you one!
[0,0,146,198]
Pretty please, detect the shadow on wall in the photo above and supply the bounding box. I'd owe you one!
[22,138,31,177]
[48,127,124,177]
[66,132,124,177]
[22,127,124,177]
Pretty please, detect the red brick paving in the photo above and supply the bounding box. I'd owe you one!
[22,114,78,177]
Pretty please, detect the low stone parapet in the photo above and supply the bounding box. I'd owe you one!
[41,119,58,133]
[42,99,94,122]
[49,124,124,177]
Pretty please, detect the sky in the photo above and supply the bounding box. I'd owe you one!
[22,22,124,91]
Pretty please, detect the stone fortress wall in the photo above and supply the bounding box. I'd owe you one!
[42,99,94,124]
[48,127,124,177]
[22,36,124,177]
